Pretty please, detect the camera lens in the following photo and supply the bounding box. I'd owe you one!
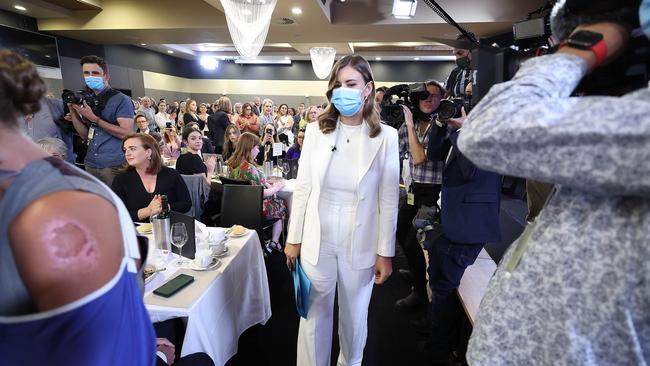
[437,99,459,121]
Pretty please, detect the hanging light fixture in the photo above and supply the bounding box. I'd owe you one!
[310,47,336,80]
[220,0,278,58]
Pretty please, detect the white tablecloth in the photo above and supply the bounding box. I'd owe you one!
[144,230,271,366]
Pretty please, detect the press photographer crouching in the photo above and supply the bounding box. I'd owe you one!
[394,81,445,311]
[66,55,135,187]
[458,0,650,364]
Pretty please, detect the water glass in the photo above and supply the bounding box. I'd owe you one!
[170,223,188,266]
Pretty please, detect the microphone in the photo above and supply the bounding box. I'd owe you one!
[331,145,337,152]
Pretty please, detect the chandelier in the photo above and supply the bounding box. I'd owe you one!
[220,0,278,58]
[310,47,336,80]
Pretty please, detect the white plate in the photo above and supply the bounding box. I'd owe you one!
[188,258,221,271]
[228,229,249,238]
[144,265,160,284]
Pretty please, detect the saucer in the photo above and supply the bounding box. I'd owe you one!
[227,229,248,238]
[188,258,221,271]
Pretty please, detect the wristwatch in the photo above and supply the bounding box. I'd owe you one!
[560,30,608,66]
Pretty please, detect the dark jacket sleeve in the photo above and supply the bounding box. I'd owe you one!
[449,131,478,181]
[111,173,140,222]
[169,169,192,214]
[427,124,451,162]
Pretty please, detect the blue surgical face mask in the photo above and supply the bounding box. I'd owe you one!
[331,86,367,117]
[641,0,650,40]
[84,76,105,91]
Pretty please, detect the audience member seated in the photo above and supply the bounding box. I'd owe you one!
[256,122,285,165]
[197,103,209,131]
[222,123,241,161]
[36,137,67,161]
[176,127,216,184]
[155,100,171,130]
[303,105,319,128]
[235,102,259,135]
[207,96,232,154]
[285,128,304,160]
[227,132,286,252]
[185,122,215,154]
[161,126,181,159]
[111,133,191,221]
[136,113,160,134]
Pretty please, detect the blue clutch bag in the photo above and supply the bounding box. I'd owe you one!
[292,257,311,318]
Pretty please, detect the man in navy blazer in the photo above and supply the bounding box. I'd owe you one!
[417,109,501,362]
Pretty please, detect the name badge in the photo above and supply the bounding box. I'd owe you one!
[273,142,283,157]
[407,192,415,206]
[88,126,95,140]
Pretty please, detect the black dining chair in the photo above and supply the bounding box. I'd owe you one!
[219,176,251,186]
[220,184,282,252]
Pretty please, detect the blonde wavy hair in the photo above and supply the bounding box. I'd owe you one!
[318,55,381,138]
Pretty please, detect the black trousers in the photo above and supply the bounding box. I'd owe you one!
[396,182,441,292]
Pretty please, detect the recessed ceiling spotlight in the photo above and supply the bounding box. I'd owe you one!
[140,43,147,46]
[167,50,174,54]
[340,0,346,2]
[291,7,302,15]
[14,5,27,11]
[375,57,382,61]
[413,57,420,60]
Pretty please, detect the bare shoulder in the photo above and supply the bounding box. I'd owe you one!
[8,190,125,311]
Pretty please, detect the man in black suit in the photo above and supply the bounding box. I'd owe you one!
[417,106,502,363]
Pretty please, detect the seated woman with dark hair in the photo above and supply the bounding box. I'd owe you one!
[285,128,305,160]
[111,133,192,221]
[184,122,215,154]
[228,132,286,252]
[176,127,216,184]
[222,123,240,161]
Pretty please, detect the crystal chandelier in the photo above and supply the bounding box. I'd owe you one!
[220,0,278,58]
[310,47,337,80]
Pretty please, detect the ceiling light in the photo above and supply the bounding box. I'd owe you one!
[375,57,382,61]
[242,9,252,15]
[140,43,147,46]
[340,0,346,2]
[291,7,302,15]
[200,56,219,70]
[167,50,174,54]
[235,58,291,65]
[14,5,27,11]
[392,0,417,19]
[413,57,420,60]
[284,56,291,60]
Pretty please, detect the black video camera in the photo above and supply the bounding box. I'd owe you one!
[380,83,431,129]
[437,96,472,121]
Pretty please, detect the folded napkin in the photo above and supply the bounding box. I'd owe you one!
[292,257,311,318]
[195,221,228,249]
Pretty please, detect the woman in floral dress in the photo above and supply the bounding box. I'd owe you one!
[227,132,287,252]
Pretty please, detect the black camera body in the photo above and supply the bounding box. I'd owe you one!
[380,83,431,129]
[437,96,473,121]
[62,89,98,106]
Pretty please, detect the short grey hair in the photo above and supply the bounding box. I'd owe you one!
[36,137,67,160]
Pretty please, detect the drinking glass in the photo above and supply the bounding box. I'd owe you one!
[280,160,290,179]
[170,223,188,266]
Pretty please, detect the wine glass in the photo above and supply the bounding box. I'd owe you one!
[170,223,188,266]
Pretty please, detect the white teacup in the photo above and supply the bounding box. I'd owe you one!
[194,249,213,268]
[210,239,226,255]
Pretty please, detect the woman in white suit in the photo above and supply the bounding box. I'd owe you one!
[285,55,399,366]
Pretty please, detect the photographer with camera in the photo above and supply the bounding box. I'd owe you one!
[394,80,445,311]
[457,1,650,364]
[67,55,135,187]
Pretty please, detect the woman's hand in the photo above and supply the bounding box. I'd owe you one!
[148,195,162,217]
[285,243,301,270]
[374,256,393,284]
[156,338,176,365]
[402,105,414,129]
[205,156,217,174]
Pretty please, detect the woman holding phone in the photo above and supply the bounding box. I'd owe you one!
[284,55,399,366]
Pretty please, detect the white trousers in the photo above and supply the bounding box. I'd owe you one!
[297,197,375,366]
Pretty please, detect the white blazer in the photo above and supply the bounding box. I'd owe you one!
[286,120,400,270]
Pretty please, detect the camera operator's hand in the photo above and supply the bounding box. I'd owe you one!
[71,101,100,124]
[448,107,467,130]
[402,105,414,128]
[558,22,630,73]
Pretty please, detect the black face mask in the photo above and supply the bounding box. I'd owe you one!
[456,56,471,69]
